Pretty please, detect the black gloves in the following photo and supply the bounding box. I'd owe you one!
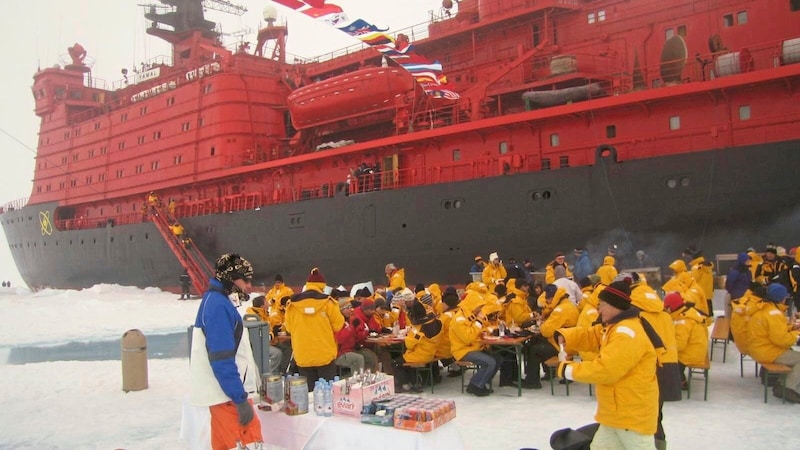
[382,327,393,334]
[236,400,254,426]
[520,319,534,329]
[491,328,500,336]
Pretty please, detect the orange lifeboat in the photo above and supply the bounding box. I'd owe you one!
[287,66,421,130]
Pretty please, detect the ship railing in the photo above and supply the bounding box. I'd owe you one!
[110,55,174,91]
[0,197,29,214]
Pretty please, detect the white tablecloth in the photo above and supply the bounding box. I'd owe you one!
[180,397,466,450]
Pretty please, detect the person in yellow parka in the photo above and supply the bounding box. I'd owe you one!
[630,273,681,450]
[504,280,535,329]
[747,283,800,402]
[284,268,345,390]
[482,252,507,293]
[685,246,715,317]
[730,285,764,356]
[427,283,445,316]
[575,281,602,363]
[595,256,618,287]
[545,252,573,284]
[246,295,269,322]
[265,274,294,309]
[385,263,406,294]
[434,287,460,362]
[449,285,502,396]
[526,284,578,389]
[676,271,711,319]
[556,281,660,448]
[747,249,764,284]
[662,259,688,293]
[577,275,601,312]
[392,301,443,393]
[664,292,709,388]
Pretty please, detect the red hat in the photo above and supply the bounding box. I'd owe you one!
[306,267,325,284]
[663,292,684,312]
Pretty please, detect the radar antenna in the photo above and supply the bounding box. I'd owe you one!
[201,0,247,16]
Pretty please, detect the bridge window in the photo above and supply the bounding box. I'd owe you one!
[541,158,551,170]
[739,105,751,120]
[737,11,748,24]
[550,133,560,147]
[120,113,128,122]
[723,14,734,27]
[669,116,681,130]
[499,142,508,154]
[210,146,216,156]
[452,149,461,161]
[606,125,616,138]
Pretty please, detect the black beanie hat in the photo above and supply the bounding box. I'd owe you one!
[274,274,284,283]
[598,281,632,310]
[415,283,426,293]
[495,284,507,297]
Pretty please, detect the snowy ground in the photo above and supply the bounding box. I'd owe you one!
[0,285,797,449]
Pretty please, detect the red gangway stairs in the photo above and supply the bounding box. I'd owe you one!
[147,200,214,296]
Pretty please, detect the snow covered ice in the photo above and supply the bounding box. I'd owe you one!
[0,284,797,449]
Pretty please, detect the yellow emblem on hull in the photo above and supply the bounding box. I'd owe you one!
[39,211,53,236]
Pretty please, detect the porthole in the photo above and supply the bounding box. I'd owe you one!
[680,177,690,187]
[532,192,541,200]
[666,179,677,189]
[454,200,462,209]
[542,191,551,199]
[443,201,452,210]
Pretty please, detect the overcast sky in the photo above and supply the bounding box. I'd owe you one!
[0,0,446,286]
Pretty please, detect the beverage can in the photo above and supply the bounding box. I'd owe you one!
[262,374,283,405]
[287,376,309,415]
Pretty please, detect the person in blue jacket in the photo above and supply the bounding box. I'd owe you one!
[573,248,594,282]
[190,253,262,450]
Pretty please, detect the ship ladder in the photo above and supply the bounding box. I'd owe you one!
[147,202,214,296]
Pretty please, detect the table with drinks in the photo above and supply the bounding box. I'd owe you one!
[481,334,532,397]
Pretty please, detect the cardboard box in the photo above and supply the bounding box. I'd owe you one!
[393,405,456,432]
[393,398,457,432]
[332,375,394,418]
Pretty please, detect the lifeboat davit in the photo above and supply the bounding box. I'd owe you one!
[287,66,421,130]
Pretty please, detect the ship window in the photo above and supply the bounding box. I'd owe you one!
[167,97,175,106]
[541,158,551,170]
[499,142,508,154]
[36,185,42,193]
[64,131,70,140]
[669,116,681,130]
[739,105,751,120]
[199,117,205,127]
[73,154,79,162]
[138,136,145,144]
[121,113,128,122]
[677,25,687,37]
[532,25,540,47]
[61,156,67,164]
[588,12,596,24]
[71,179,77,187]
[59,182,65,189]
[94,122,101,130]
[135,164,144,174]
[101,146,107,154]
[606,125,616,138]
[598,10,606,21]
[182,122,191,132]
[140,106,147,116]
[88,149,94,157]
[151,161,159,170]
[153,130,161,140]
[204,84,213,94]
[559,155,569,168]
[74,128,81,137]
[46,184,51,192]
[550,134,560,147]
[723,14,734,27]
[85,176,92,185]
[116,169,124,178]
[665,28,674,39]
[210,146,216,156]
[737,11,748,24]
[174,155,183,164]
[119,141,126,150]
[98,174,105,182]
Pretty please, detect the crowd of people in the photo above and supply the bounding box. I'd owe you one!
[190,243,800,450]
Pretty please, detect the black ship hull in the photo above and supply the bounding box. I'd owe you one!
[4,140,799,291]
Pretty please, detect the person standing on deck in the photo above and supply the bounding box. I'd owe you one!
[385,263,406,294]
[180,269,191,300]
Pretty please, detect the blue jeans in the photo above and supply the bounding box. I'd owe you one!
[461,351,502,388]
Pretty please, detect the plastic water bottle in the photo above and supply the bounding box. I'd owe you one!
[313,380,324,416]
[323,381,333,417]
[558,343,568,362]
[498,320,506,337]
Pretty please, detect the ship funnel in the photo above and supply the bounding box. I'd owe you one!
[660,36,688,84]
